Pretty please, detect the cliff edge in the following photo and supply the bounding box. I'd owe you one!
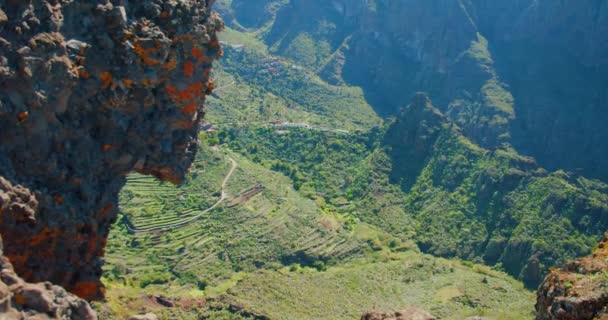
[0,0,222,304]
[537,233,608,320]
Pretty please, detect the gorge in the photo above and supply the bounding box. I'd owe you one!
[1,0,608,319]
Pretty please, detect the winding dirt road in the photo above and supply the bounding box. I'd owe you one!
[126,154,238,233]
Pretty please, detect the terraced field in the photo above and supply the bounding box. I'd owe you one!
[105,144,363,297]
[102,139,535,320]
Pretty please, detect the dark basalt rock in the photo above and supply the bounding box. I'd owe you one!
[0,0,223,302]
[0,216,96,320]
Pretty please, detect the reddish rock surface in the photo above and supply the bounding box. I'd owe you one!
[0,235,95,319]
[0,0,222,302]
[536,233,608,319]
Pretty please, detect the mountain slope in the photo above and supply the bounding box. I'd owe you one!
[224,93,608,289]
[220,0,608,181]
[386,94,608,288]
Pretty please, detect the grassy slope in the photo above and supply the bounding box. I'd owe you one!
[224,253,533,320]
[207,27,381,130]
[103,136,534,319]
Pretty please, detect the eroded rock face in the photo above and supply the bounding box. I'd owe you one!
[0,0,222,301]
[0,233,96,319]
[536,233,608,320]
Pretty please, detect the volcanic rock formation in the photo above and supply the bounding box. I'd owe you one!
[536,233,608,320]
[0,235,95,319]
[0,0,222,302]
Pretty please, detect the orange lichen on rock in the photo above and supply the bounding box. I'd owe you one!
[141,78,152,88]
[100,72,112,89]
[192,47,203,59]
[0,0,223,310]
[17,111,29,122]
[29,227,60,247]
[180,103,197,114]
[72,282,104,302]
[180,34,193,42]
[133,39,160,66]
[78,68,90,79]
[205,78,216,95]
[165,82,203,102]
[183,61,195,77]
[14,294,26,306]
[150,167,183,185]
[85,234,101,261]
[163,51,178,71]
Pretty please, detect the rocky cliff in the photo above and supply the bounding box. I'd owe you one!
[536,233,608,320]
[0,235,95,319]
[0,0,222,304]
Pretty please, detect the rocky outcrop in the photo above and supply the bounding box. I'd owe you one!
[361,308,436,320]
[0,236,96,319]
[0,0,222,301]
[536,233,608,320]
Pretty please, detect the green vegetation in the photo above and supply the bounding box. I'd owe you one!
[221,96,608,289]
[222,253,534,320]
[221,126,414,237]
[207,27,381,130]
[384,100,608,287]
[102,20,608,320]
[103,133,535,319]
[107,142,360,289]
[283,33,331,69]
